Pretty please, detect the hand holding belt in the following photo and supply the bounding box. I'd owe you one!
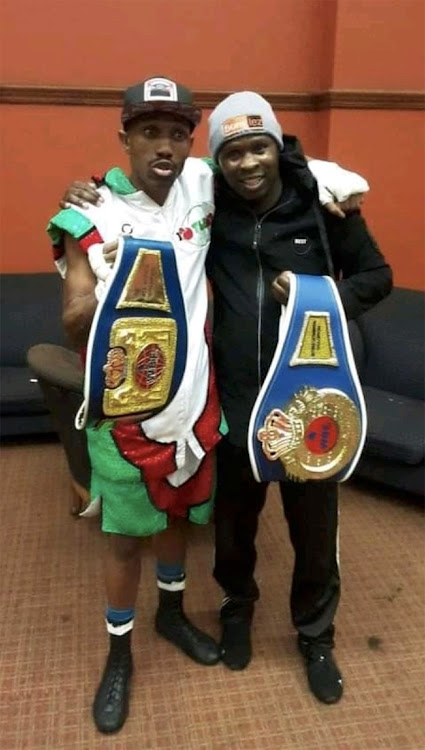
[76,236,187,429]
[248,273,367,482]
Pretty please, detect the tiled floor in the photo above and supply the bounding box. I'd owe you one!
[1,441,424,749]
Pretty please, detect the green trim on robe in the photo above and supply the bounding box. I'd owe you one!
[46,167,136,248]
[47,208,95,247]
[103,167,137,195]
[201,156,218,173]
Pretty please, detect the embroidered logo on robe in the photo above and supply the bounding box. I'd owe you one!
[177,202,214,246]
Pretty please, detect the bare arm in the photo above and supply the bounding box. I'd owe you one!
[63,236,155,423]
[62,234,97,348]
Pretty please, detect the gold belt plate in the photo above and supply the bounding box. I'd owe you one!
[257,386,361,481]
[102,317,177,417]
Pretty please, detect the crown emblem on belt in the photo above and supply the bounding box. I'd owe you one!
[257,386,361,481]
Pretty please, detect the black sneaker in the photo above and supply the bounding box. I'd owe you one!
[92,649,133,733]
[220,599,254,670]
[298,638,343,704]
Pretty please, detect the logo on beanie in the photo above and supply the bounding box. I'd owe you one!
[222,114,264,138]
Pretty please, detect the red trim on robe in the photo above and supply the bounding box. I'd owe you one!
[143,449,215,517]
[78,228,104,253]
[111,335,222,516]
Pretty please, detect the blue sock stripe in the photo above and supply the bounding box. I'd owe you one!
[105,607,135,625]
[156,562,185,583]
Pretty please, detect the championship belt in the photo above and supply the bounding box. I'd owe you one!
[248,274,367,483]
[76,236,187,429]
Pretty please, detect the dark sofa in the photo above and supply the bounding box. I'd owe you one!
[1,273,423,497]
[0,273,67,437]
[350,287,424,495]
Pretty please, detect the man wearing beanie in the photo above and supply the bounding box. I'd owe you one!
[57,85,391,710]
[207,91,391,704]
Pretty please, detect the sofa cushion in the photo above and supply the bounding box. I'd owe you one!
[363,385,425,465]
[0,366,47,415]
[357,288,424,400]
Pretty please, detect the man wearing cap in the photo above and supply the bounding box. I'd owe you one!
[48,76,225,735]
[207,92,391,704]
[55,80,390,713]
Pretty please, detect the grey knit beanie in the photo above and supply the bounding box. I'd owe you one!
[208,91,283,161]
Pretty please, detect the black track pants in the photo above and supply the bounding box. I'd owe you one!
[213,439,340,640]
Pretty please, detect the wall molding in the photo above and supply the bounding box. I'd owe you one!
[1,85,424,111]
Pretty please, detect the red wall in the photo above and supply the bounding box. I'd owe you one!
[328,110,425,290]
[1,0,424,288]
[332,0,425,90]
[1,0,336,91]
[328,0,425,289]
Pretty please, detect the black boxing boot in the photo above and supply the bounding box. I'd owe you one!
[220,597,254,670]
[155,589,221,665]
[92,632,133,734]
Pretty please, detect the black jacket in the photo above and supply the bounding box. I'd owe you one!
[207,136,393,446]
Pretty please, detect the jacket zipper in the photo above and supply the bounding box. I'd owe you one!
[220,185,290,391]
[220,176,329,395]
[252,221,264,390]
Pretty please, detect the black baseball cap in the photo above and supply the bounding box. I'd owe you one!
[121,76,202,130]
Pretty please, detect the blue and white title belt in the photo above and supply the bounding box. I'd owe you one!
[76,236,187,429]
[248,274,367,482]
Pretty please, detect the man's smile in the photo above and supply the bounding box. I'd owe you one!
[240,174,266,191]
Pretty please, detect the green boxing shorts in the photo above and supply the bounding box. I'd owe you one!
[85,420,216,537]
